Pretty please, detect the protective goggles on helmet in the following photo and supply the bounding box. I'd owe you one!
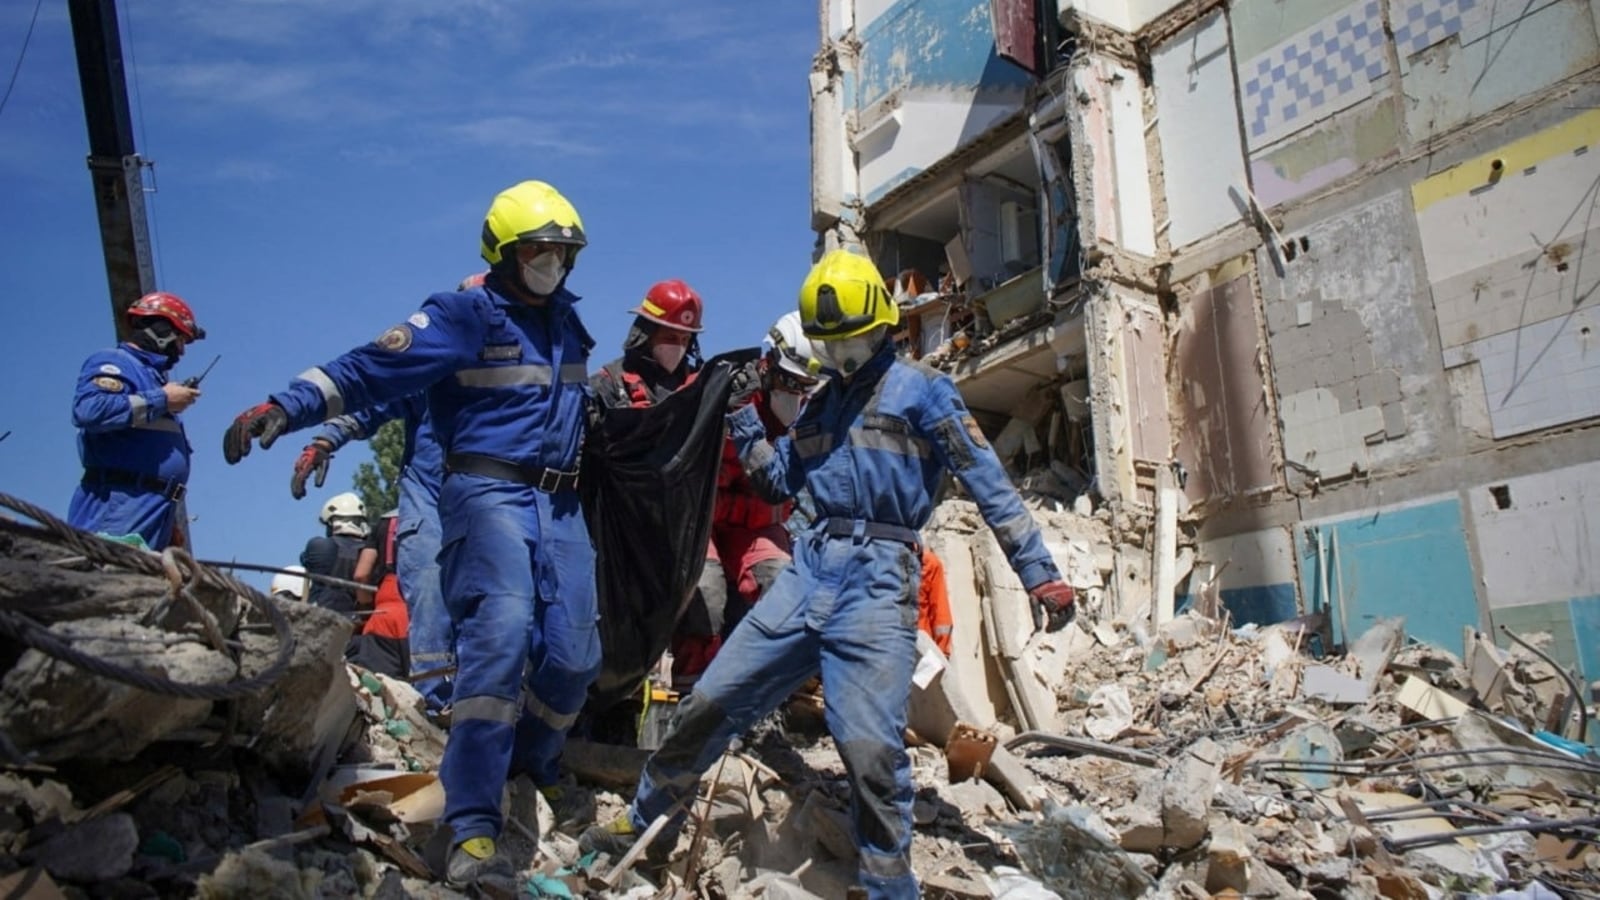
[769,362,820,395]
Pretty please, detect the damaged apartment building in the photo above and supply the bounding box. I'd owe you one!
[808,0,1600,707]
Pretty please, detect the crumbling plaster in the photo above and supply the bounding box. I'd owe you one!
[1256,191,1450,485]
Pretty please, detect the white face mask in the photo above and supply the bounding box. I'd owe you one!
[521,252,565,296]
[770,390,804,426]
[815,330,882,378]
[652,341,688,373]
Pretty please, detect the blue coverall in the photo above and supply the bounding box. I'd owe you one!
[627,346,1061,899]
[269,281,600,844]
[68,344,192,551]
[313,395,452,711]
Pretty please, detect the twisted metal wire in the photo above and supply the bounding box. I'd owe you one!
[0,492,297,701]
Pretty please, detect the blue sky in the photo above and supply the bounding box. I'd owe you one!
[0,0,819,585]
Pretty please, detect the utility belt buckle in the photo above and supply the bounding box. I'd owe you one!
[166,481,187,503]
[536,467,577,493]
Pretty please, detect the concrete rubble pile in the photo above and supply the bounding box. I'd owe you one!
[0,526,470,898]
[5,495,1598,899]
[581,495,1598,899]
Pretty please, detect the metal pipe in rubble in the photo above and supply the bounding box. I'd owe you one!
[1499,624,1590,743]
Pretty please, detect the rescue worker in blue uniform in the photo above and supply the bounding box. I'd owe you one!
[290,388,452,714]
[69,292,207,551]
[582,251,1079,899]
[222,181,600,891]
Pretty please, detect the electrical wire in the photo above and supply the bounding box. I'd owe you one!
[0,0,46,121]
[118,0,165,287]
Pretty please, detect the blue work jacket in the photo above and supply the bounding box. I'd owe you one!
[730,346,1060,590]
[272,282,593,471]
[74,344,191,485]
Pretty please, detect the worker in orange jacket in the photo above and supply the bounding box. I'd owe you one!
[918,546,953,654]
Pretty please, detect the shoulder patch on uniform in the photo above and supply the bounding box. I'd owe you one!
[92,375,125,393]
[99,363,122,376]
[408,311,430,329]
[374,324,413,352]
[961,415,989,449]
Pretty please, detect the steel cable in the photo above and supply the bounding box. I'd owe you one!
[0,493,296,701]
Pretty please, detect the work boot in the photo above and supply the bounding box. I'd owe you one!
[538,781,594,833]
[578,813,638,858]
[445,836,516,893]
[579,813,673,873]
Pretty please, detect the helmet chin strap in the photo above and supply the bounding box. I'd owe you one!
[131,323,182,363]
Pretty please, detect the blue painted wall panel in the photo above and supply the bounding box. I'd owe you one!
[1570,594,1600,687]
[1220,583,1301,629]
[857,0,1032,110]
[1299,499,1479,652]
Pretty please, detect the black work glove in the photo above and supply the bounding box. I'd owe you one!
[223,401,289,464]
[290,437,335,499]
[1028,580,1077,633]
[727,360,761,411]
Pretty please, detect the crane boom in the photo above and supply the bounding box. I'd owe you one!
[68,0,155,343]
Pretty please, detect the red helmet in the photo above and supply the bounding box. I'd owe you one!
[631,279,704,333]
[127,291,204,341]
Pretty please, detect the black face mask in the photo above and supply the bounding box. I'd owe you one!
[130,316,183,362]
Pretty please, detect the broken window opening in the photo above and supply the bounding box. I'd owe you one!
[1032,130,1082,295]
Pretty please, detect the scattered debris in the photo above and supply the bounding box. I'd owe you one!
[3,489,1597,898]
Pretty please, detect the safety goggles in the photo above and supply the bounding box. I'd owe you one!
[770,365,820,395]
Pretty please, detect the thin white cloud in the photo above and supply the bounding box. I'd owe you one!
[449,116,607,158]
[208,157,286,183]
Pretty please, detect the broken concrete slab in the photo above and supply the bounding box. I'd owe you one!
[29,812,138,883]
[0,620,236,764]
[1395,674,1471,720]
[942,778,1009,821]
[233,600,356,782]
[998,804,1156,899]
[1349,617,1404,690]
[1161,738,1221,849]
[1301,664,1370,705]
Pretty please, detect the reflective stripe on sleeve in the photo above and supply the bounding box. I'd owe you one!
[991,510,1037,557]
[297,367,345,418]
[849,427,929,458]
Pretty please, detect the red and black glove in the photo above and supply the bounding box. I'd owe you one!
[1029,580,1077,633]
[223,401,289,464]
[290,437,336,499]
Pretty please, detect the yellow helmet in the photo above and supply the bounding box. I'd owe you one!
[480,180,587,272]
[797,249,898,340]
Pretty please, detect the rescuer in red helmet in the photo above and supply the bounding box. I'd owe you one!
[68,291,207,550]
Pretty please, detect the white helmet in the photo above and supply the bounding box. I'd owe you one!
[270,565,307,601]
[764,311,824,387]
[319,492,369,538]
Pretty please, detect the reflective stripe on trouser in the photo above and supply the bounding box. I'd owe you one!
[397,477,450,712]
[437,474,600,842]
[631,533,921,899]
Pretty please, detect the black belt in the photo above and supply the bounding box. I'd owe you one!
[818,517,921,547]
[82,468,186,502]
[445,452,579,493]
